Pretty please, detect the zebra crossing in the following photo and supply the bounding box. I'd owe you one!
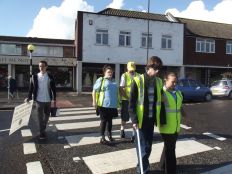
[23,106,227,174]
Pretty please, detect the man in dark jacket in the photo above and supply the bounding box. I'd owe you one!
[8,76,17,99]
[25,60,56,139]
[129,56,163,174]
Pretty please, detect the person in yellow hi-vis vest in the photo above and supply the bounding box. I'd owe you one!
[119,62,140,142]
[92,65,119,144]
[158,72,185,174]
[129,56,163,174]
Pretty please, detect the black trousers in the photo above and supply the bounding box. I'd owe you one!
[36,101,51,134]
[99,107,117,136]
[160,133,178,174]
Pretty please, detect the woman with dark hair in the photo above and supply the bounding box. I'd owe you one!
[92,65,119,144]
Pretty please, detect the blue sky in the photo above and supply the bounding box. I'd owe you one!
[0,0,228,39]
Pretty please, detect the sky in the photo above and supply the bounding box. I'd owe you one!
[0,0,231,40]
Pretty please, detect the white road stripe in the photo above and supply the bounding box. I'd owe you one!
[49,114,98,121]
[73,157,81,162]
[60,107,95,112]
[59,110,96,115]
[55,118,129,131]
[65,128,158,147]
[26,161,44,174]
[0,128,10,132]
[83,139,213,174]
[180,124,192,130]
[21,129,32,137]
[23,142,37,154]
[201,164,232,174]
[203,132,226,141]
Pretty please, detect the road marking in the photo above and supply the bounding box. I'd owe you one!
[201,164,232,174]
[214,146,222,150]
[180,124,192,130]
[55,118,129,131]
[26,161,44,174]
[0,128,10,132]
[73,157,81,162]
[83,138,213,174]
[203,132,226,141]
[65,128,158,147]
[60,107,95,112]
[21,129,32,137]
[59,110,96,116]
[64,145,71,149]
[49,114,98,121]
[23,142,37,154]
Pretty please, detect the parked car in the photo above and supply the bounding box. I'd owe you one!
[210,78,232,98]
[176,79,212,102]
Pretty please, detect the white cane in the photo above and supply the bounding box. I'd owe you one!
[136,128,144,174]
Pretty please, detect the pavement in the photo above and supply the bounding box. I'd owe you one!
[0,91,92,110]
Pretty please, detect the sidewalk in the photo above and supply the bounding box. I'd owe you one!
[0,91,92,110]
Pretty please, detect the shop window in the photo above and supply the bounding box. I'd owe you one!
[0,65,8,88]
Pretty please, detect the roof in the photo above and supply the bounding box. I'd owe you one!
[177,17,232,39]
[0,35,74,45]
[98,8,170,22]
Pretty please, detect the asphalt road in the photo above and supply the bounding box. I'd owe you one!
[0,99,232,174]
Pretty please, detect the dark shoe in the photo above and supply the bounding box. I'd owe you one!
[39,132,47,139]
[120,130,125,138]
[100,137,109,144]
[130,135,135,143]
[108,136,114,142]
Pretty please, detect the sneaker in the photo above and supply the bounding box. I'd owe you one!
[100,137,109,145]
[120,130,125,138]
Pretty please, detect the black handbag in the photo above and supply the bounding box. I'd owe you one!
[50,107,59,117]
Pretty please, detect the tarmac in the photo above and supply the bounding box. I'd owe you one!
[0,91,92,110]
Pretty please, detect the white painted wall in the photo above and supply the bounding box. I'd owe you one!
[82,13,184,66]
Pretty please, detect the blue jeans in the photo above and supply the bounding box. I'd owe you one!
[135,119,155,174]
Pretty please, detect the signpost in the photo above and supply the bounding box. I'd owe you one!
[9,100,33,135]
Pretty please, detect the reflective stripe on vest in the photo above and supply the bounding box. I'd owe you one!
[95,78,105,107]
[134,74,163,128]
[122,72,139,100]
[159,89,183,134]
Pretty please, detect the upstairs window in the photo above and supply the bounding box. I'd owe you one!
[33,46,63,57]
[96,29,108,45]
[119,31,131,46]
[141,33,152,48]
[0,44,21,55]
[161,35,172,49]
[226,41,232,54]
[196,38,215,53]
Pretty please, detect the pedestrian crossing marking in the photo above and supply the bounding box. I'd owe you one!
[59,110,96,116]
[83,138,213,174]
[21,129,32,137]
[60,107,95,112]
[49,114,98,121]
[26,161,44,174]
[23,142,37,155]
[65,128,158,147]
[203,132,226,141]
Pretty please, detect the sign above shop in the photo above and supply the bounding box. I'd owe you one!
[0,56,76,66]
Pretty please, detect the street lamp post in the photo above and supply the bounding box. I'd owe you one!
[27,44,35,79]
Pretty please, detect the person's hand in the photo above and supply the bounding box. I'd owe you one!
[133,123,138,130]
[24,98,29,103]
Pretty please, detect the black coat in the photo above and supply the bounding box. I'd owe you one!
[27,73,56,101]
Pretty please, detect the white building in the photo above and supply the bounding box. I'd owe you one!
[75,8,184,92]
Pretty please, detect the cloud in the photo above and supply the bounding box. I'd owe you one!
[166,0,232,24]
[107,0,124,9]
[27,0,94,39]
[137,5,147,12]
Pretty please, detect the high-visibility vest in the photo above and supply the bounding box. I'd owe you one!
[122,72,140,100]
[134,74,163,128]
[95,77,120,108]
[158,88,183,134]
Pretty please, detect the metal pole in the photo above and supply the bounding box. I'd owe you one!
[136,128,144,174]
[146,0,150,64]
[29,52,32,78]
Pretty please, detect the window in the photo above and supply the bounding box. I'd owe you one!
[161,35,172,49]
[196,38,215,53]
[226,41,232,54]
[0,44,21,55]
[141,33,152,48]
[119,31,131,46]
[32,46,63,57]
[96,29,108,45]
